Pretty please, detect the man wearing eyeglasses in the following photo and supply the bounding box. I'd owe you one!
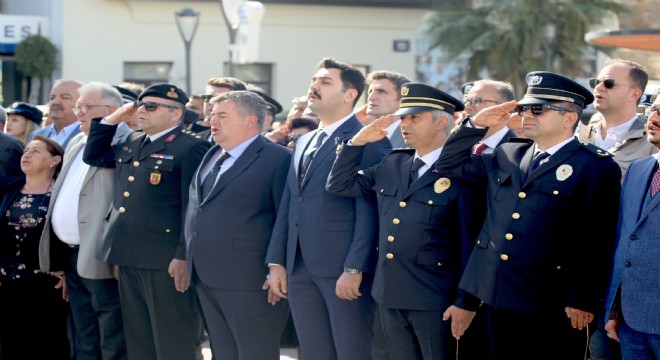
[577,59,658,360]
[83,83,211,360]
[39,82,132,360]
[439,71,622,359]
[462,79,518,155]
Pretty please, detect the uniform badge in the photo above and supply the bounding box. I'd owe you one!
[529,75,543,85]
[336,143,343,156]
[150,172,161,185]
[401,86,409,96]
[122,146,129,151]
[164,134,177,142]
[434,178,451,193]
[167,87,179,99]
[556,164,573,181]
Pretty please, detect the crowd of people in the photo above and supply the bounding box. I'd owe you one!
[0,56,658,360]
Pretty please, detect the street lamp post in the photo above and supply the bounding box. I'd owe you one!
[542,21,557,71]
[175,8,200,94]
[218,0,243,77]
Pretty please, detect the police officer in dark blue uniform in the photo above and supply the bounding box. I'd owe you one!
[83,83,211,360]
[439,72,622,360]
[327,83,485,360]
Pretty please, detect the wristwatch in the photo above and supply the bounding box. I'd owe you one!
[343,267,362,275]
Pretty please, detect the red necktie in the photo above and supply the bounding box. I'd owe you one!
[651,166,660,197]
[473,143,488,155]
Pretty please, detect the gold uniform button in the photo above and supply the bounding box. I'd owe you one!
[387,236,394,242]
[118,207,126,214]
[392,218,400,225]
[154,166,159,170]
[133,161,139,167]
[476,240,481,245]
[556,265,562,270]
[437,262,443,267]
[553,190,559,195]
[500,254,509,261]
[165,229,170,233]
[157,160,162,164]
[512,213,520,220]
[428,200,433,205]
[123,191,130,198]
[505,233,513,240]
[518,192,526,199]
[399,201,406,208]
[380,189,384,193]
[128,176,135,182]
[118,159,123,163]
[386,253,394,260]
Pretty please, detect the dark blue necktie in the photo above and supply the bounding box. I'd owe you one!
[299,130,327,185]
[409,158,425,187]
[529,152,550,173]
[201,152,231,199]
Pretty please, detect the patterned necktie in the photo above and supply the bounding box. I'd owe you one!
[409,158,425,187]
[299,130,327,185]
[201,152,231,199]
[651,166,660,197]
[473,143,488,155]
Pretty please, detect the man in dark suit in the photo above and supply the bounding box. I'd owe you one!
[440,72,622,359]
[184,91,291,359]
[327,83,485,360]
[0,131,24,196]
[266,57,391,360]
[83,83,210,360]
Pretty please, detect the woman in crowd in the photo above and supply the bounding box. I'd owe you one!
[4,102,43,144]
[0,135,69,359]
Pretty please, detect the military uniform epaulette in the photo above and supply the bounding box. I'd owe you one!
[181,129,203,140]
[506,137,533,144]
[580,142,613,157]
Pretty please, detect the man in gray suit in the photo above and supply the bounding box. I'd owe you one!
[266,58,391,360]
[363,70,411,149]
[39,82,131,360]
[185,91,290,359]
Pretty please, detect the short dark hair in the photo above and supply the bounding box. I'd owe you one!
[366,70,411,99]
[289,116,319,132]
[207,77,247,91]
[473,79,515,102]
[604,59,648,104]
[317,57,366,107]
[31,135,65,177]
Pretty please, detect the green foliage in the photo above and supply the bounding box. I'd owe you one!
[426,0,631,95]
[15,34,57,78]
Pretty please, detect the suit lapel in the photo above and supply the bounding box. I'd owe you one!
[206,137,264,201]
[196,145,221,204]
[637,157,660,224]
[524,140,578,185]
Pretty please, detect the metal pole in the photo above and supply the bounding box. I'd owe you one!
[185,40,192,94]
[218,1,238,77]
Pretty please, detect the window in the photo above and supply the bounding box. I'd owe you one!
[123,62,173,88]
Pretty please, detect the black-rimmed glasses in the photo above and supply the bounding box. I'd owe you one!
[516,104,572,116]
[201,94,214,103]
[463,97,501,107]
[588,78,634,90]
[73,104,111,115]
[134,101,180,112]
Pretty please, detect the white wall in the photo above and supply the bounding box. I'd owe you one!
[57,0,428,113]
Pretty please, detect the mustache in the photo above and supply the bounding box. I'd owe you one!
[49,104,64,111]
[309,90,321,100]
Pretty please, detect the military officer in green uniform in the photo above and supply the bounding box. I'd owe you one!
[83,83,211,360]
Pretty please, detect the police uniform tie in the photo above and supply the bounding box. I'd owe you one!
[473,142,488,155]
[528,152,550,174]
[201,151,231,199]
[299,130,327,185]
[409,158,425,187]
[651,165,660,197]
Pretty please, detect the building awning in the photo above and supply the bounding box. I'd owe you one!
[585,29,660,51]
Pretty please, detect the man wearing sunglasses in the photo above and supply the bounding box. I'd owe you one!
[83,83,211,360]
[438,71,622,359]
[577,59,658,360]
[578,59,658,180]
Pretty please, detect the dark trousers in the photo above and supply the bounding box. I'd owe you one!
[589,310,621,360]
[118,266,201,360]
[196,280,289,360]
[288,256,375,360]
[486,306,593,360]
[0,273,70,360]
[65,247,126,360]
[379,306,454,360]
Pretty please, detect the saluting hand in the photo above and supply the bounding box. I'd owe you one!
[350,115,398,146]
[168,259,190,292]
[471,100,517,128]
[104,102,138,125]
